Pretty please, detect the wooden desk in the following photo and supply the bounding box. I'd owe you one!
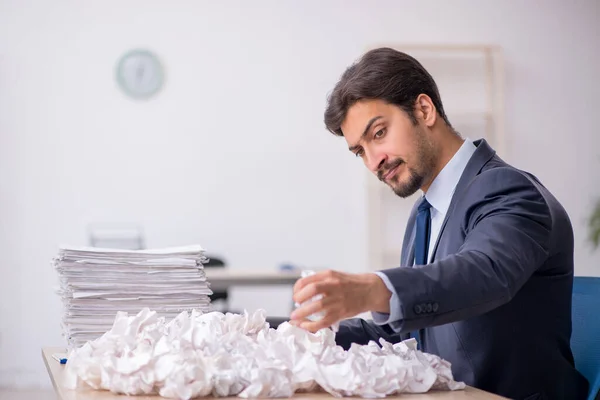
[203,269,302,291]
[42,347,507,400]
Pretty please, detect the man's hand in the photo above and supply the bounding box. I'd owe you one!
[289,270,391,333]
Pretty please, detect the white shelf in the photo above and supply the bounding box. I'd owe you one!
[364,44,504,272]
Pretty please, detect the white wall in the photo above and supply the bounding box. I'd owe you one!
[0,0,598,388]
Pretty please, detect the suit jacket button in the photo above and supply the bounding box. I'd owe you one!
[426,303,433,313]
[432,302,439,312]
[414,305,422,314]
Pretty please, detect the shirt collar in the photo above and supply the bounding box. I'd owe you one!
[424,138,477,216]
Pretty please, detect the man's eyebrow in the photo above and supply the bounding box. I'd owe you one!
[348,116,383,152]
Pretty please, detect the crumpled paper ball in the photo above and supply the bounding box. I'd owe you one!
[293,270,340,333]
[63,308,465,399]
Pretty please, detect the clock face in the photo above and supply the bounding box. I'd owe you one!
[116,49,164,99]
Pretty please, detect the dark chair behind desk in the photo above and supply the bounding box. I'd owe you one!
[203,255,230,309]
[203,255,289,330]
[265,316,288,329]
[571,276,600,400]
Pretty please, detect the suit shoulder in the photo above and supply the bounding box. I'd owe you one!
[458,166,553,229]
[467,165,546,199]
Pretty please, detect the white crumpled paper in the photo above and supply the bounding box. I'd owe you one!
[63,308,465,399]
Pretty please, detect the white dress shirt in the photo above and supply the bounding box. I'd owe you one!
[372,138,477,325]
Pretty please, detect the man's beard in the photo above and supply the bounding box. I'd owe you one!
[377,133,435,198]
[390,165,425,198]
[379,159,425,198]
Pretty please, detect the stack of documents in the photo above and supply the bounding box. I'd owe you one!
[53,245,212,348]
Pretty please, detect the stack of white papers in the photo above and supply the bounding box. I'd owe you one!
[53,245,212,348]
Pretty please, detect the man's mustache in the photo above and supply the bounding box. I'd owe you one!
[377,159,404,181]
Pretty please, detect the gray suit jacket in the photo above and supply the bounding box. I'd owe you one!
[335,139,589,400]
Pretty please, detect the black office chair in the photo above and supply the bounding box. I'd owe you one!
[265,316,288,329]
[203,255,230,306]
[203,255,289,329]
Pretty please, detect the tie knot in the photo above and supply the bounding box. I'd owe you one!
[418,197,431,212]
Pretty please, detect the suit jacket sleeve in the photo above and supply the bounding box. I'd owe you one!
[379,167,553,334]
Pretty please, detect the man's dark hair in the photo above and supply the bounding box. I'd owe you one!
[324,47,451,136]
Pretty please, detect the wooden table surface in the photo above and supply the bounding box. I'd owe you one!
[42,347,507,400]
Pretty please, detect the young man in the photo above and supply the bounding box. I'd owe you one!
[290,48,589,399]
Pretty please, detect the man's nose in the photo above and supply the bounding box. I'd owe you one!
[365,150,386,173]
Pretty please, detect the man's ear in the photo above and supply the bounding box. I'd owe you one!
[415,94,437,128]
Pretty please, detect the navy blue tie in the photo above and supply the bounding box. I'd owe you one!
[411,196,432,347]
[414,197,432,266]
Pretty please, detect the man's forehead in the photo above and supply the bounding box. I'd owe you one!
[342,100,388,136]
[348,100,386,118]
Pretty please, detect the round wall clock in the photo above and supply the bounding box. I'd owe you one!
[115,49,164,99]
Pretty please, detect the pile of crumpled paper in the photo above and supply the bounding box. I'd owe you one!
[63,308,465,399]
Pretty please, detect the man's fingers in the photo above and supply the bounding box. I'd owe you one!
[293,272,323,293]
[291,270,343,333]
[298,314,338,333]
[289,318,308,327]
[293,281,329,304]
[293,270,336,293]
[298,320,323,333]
[290,297,325,321]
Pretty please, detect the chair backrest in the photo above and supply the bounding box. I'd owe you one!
[571,276,600,400]
[204,255,228,302]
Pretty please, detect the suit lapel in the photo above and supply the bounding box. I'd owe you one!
[429,139,497,262]
[401,199,420,267]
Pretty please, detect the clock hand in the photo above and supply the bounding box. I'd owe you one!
[136,61,144,84]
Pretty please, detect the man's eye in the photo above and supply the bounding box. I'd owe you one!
[374,128,386,138]
[355,149,364,158]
